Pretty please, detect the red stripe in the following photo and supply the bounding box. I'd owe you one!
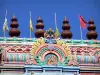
[79,16,87,28]
[80,16,87,24]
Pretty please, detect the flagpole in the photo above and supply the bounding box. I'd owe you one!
[30,29,31,38]
[30,26,31,38]
[54,12,60,38]
[4,30,5,37]
[5,9,7,18]
[55,12,58,38]
[30,11,31,38]
[80,24,83,40]
[4,9,7,37]
[55,12,57,28]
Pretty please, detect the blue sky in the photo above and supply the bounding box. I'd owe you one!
[0,0,100,40]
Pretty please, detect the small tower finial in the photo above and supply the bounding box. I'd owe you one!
[64,16,67,21]
[61,17,72,39]
[38,16,41,20]
[12,14,16,18]
[86,17,98,40]
[90,17,92,21]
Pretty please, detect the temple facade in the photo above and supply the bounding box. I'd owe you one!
[0,16,100,75]
[0,37,100,75]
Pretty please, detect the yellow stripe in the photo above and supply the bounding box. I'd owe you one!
[29,18,33,31]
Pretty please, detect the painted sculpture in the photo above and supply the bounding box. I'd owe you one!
[1,38,100,66]
[0,17,100,75]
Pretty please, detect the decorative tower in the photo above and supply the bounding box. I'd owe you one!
[86,18,98,40]
[9,16,20,37]
[35,16,45,38]
[61,16,72,39]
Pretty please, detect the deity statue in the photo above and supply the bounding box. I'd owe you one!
[44,28,56,44]
[47,55,57,65]
[67,57,79,66]
[44,28,55,39]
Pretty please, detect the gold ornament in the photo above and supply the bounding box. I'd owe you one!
[30,38,45,58]
[57,38,62,46]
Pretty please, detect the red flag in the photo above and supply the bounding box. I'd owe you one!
[79,15,87,28]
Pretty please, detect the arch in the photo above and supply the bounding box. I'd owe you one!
[41,50,62,62]
[34,44,67,57]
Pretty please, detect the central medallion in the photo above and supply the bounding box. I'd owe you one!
[45,53,58,65]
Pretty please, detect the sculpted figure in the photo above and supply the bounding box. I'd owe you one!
[67,57,79,66]
[47,55,57,65]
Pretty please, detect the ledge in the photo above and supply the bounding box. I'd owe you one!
[0,66,24,69]
[0,37,100,46]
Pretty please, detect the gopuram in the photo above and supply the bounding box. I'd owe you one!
[0,16,100,75]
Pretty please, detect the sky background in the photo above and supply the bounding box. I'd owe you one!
[0,0,100,40]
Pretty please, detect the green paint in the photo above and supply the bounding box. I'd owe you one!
[58,62,66,66]
[24,54,26,61]
[89,40,94,44]
[16,54,19,61]
[38,47,47,56]
[38,61,46,66]
[0,48,2,53]
[34,55,46,66]
[63,57,69,64]
[22,38,26,42]
[0,38,100,45]
[10,54,13,61]
[90,56,92,63]
[37,47,64,58]
[13,38,17,41]
[3,37,7,41]
[34,56,40,63]
[81,40,84,44]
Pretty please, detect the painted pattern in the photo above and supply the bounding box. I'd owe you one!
[0,38,100,65]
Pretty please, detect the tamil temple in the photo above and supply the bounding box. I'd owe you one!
[0,16,100,75]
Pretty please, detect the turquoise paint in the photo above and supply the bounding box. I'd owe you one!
[10,54,13,61]
[38,47,64,58]
[16,54,19,61]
